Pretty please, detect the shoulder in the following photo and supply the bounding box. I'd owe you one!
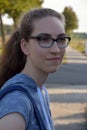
[0,90,33,127]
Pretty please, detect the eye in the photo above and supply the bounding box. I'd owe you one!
[60,37,66,41]
[58,37,67,43]
[37,35,51,42]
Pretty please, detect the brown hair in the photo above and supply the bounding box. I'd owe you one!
[0,8,65,87]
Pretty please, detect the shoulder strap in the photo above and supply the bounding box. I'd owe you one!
[0,85,47,130]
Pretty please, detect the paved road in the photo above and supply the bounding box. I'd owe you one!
[46,47,87,130]
[46,84,87,130]
[46,46,87,85]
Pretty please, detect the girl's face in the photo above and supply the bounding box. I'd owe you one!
[23,16,66,75]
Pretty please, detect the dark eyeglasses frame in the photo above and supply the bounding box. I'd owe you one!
[30,34,71,48]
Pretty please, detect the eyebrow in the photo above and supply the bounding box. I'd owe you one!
[35,33,66,37]
[37,33,51,36]
[57,33,66,37]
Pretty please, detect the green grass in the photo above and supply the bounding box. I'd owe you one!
[62,54,67,64]
[0,43,2,55]
[70,39,86,53]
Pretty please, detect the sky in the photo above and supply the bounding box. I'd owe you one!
[2,0,87,33]
[42,0,87,33]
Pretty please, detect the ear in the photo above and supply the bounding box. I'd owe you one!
[20,39,30,55]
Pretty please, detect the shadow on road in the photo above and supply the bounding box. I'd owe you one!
[46,84,87,130]
[54,113,87,130]
[49,93,87,103]
[54,113,85,120]
[55,122,87,130]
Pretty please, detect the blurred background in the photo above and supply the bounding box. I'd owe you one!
[0,0,87,55]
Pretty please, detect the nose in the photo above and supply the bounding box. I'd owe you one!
[50,41,60,53]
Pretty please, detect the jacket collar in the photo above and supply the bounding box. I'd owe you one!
[2,73,37,91]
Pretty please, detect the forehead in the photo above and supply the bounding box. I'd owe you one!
[32,16,65,36]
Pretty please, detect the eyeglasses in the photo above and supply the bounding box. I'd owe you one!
[30,33,71,48]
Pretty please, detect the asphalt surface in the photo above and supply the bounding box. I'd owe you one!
[46,47,87,130]
[47,84,87,130]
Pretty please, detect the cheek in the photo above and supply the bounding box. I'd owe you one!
[29,45,47,63]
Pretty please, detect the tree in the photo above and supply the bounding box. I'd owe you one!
[0,0,10,44]
[0,0,43,45]
[62,6,78,34]
[5,0,43,28]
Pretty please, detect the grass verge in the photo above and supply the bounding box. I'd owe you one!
[70,39,86,54]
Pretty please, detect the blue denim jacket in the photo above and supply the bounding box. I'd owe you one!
[0,73,55,130]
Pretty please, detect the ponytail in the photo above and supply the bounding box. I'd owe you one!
[0,29,26,87]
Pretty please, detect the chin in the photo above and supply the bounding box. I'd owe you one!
[47,66,60,74]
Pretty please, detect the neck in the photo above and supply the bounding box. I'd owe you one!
[21,64,48,87]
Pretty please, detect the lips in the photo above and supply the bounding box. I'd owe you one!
[46,57,61,65]
[46,57,60,60]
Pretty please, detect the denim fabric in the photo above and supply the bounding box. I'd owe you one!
[0,73,55,130]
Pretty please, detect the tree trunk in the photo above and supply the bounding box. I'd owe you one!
[13,17,18,31]
[0,10,5,46]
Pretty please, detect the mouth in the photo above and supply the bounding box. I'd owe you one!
[46,57,61,64]
[46,57,60,61]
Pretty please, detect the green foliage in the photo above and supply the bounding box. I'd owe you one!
[0,0,43,44]
[62,6,78,33]
[0,0,10,13]
[1,0,43,27]
[70,38,85,53]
